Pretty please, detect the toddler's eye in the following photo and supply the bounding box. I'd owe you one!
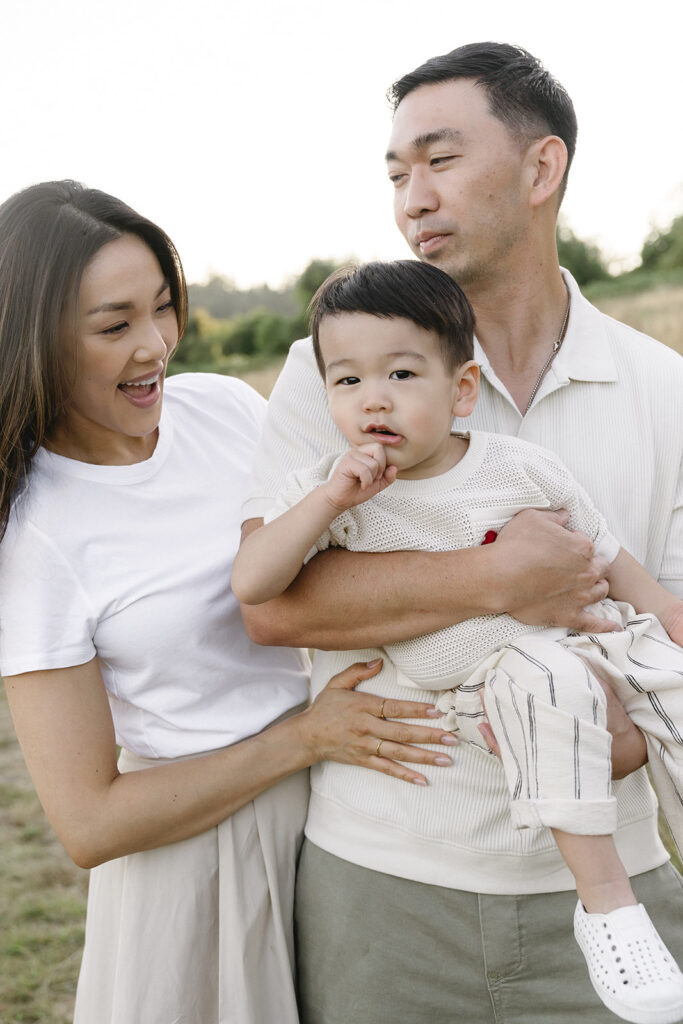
[390,370,414,380]
[336,376,360,386]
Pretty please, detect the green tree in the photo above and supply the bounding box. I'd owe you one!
[640,215,683,271]
[173,309,224,366]
[290,259,341,338]
[295,259,340,311]
[556,221,609,285]
[221,310,294,358]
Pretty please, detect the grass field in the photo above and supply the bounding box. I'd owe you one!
[592,281,683,358]
[0,690,88,1024]
[1,281,682,1022]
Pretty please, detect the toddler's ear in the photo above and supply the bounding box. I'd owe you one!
[452,360,479,417]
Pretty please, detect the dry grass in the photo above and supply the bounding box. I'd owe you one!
[591,282,683,357]
[0,686,88,1024]
[236,356,287,398]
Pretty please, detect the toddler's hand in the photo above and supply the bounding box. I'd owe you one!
[324,443,398,511]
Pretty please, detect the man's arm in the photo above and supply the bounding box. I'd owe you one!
[239,507,613,650]
[608,547,683,644]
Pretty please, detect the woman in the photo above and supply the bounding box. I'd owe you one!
[0,181,458,1024]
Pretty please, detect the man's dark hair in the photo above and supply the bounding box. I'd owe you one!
[309,260,475,378]
[388,42,577,200]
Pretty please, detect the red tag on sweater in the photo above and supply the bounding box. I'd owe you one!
[481,530,498,545]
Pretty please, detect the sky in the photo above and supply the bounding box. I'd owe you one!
[3,0,682,288]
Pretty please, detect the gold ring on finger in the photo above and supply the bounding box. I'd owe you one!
[375,739,384,758]
[378,698,387,720]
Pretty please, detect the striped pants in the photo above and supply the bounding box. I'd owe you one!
[435,605,683,849]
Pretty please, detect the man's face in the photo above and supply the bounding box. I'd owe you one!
[386,78,532,289]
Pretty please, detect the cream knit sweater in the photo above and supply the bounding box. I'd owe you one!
[267,430,621,689]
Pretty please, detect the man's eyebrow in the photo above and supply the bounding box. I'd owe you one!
[86,281,169,316]
[385,128,464,162]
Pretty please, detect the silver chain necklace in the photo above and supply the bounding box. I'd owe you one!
[523,291,571,415]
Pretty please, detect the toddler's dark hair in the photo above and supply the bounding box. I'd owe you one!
[309,260,475,378]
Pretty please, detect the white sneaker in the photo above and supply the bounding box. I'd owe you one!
[574,901,683,1024]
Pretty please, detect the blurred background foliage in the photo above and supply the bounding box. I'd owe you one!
[172,214,683,381]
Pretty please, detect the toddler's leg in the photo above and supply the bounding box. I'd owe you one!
[479,634,683,1023]
[562,611,683,857]
[481,636,617,834]
[552,830,635,914]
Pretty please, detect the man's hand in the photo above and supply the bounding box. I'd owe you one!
[494,509,616,633]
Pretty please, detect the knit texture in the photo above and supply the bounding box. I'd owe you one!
[268,430,620,686]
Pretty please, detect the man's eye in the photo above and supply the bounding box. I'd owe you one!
[388,172,406,187]
[430,155,455,167]
[390,370,414,380]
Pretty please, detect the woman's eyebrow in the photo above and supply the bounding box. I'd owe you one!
[86,281,169,316]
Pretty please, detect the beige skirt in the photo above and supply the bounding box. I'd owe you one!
[73,748,309,1024]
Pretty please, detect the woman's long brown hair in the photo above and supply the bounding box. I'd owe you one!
[0,181,187,541]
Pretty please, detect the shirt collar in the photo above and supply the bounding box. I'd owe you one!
[473,268,618,386]
[554,269,618,382]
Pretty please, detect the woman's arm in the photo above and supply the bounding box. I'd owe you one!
[240,508,614,650]
[5,657,457,869]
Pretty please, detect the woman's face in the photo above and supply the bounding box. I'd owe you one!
[50,233,178,464]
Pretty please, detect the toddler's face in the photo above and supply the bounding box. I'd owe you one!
[320,312,477,479]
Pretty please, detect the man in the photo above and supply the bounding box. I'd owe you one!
[240,43,683,1023]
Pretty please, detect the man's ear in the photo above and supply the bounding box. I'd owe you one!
[526,135,567,208]
[452,360,480,417]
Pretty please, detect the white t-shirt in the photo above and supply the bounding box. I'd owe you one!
[266,430,621,688]
[0,373,310,759]
[242,271,683,894]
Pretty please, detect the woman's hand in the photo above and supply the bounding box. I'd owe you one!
[293,659,458,785]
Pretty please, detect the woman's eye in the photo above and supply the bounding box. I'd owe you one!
[157,300,174,314]
[390,369,414,380]
[101,321,128,336]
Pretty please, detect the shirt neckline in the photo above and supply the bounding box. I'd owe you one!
[386,431,487,495]
[35,401,175,484]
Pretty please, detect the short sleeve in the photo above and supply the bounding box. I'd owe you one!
[0,518,96,676]
[263,454,355,564]
[522,444,621,563]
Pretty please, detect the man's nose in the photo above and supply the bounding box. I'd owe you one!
[402,167,439,218]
